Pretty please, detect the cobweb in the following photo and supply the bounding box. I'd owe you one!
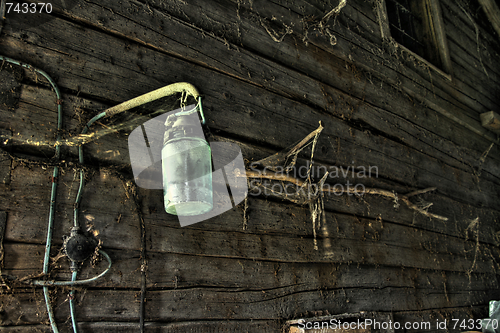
[249,121,328,249]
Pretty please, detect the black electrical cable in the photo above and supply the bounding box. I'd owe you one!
[140,216,146,333]
[134,185,147,333]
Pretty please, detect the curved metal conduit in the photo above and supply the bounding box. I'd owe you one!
[0,54,201,332]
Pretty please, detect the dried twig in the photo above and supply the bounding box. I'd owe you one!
[243,170,448,221]
[242,184,249,231]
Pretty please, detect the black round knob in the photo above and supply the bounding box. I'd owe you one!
[65,232,97,262]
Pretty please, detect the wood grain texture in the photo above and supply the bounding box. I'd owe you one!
[1,281,496,324]
[1,0,499,331]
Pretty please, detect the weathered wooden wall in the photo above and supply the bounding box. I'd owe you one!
[1,0,500,332]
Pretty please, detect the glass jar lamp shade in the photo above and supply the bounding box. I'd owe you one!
[161,110,213,216]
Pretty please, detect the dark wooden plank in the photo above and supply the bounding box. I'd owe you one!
[172,0,497,118]
[3,98,500,244]
[4,241,495,326]
[144,214,500,273]
[0,78,112,162]
[0,289,139,325]
[10,222,495,293]
[444,14,500,84]
[144,253,500,295]
[440,0,500,78]
[1,246,496,326]
[0,320,280,332]
[1,37,499,212]
[443,19,500,97]
[0,164,141,250]
[0,129,11,184]
[233,0,489,115]
[0,326,52,333]
[4,84,500,238]
[258,0,500,114]
[442,4,500,80]
[1,280,496,324]
[0,308,488,333]
[267,0,382,42]
[0,321,280,332]
[53,0,500,178]
[4,0,500,171]
[2,3,500,204]
[0,310,489,333]
[445,42,500,110]
[1,0,499,331]
[8,74,500,204]
[479,0,500,37]
[0,128,12,185]
[0,150,10,184]
[316,0,500,112]
[4,185,500,275]
[124,286,500,321]
[2,243,142,289]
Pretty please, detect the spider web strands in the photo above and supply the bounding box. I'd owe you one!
[252,121,324,173]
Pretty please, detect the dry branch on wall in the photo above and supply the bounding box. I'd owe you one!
[244,170,447,221]
[241,121,448,246]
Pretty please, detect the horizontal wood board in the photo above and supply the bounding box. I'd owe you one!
[1,0,500,331]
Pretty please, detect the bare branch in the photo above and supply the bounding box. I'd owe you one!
[243,171,448,221]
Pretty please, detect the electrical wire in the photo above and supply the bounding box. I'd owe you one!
[70,271,79,333]
[74,112,106,229]
[0,56,64,154]
[0,55,113,333]
[0,59,202,331]
[29,250,112,286]
[0,54,63,333]
[67,112,108,333]
[44,170,60,333]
